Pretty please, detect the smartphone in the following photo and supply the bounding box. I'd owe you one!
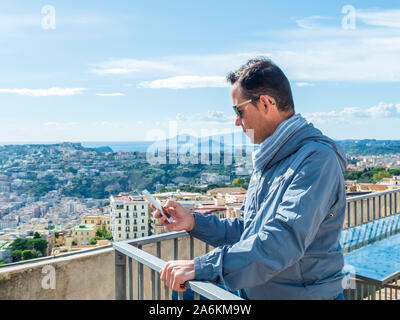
[142,189,174,223]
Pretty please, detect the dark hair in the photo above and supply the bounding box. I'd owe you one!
[227,57,295,113]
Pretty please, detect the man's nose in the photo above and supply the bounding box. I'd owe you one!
[235,116,242,126]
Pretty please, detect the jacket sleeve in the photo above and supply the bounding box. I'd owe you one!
[188,200,245,247]
[194,149,342,290]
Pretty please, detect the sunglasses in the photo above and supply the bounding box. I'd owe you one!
[232,96,260,118]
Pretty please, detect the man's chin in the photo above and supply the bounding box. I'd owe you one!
[244,129,256,144]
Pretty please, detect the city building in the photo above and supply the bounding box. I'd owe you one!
[110,194,149,241]
[65,224,96,246]
[378,176,400,186]
[152,191,201,201]
[206,187,246,197]
[357,184,388,192]
[200,172,230,184]
[81,214,111,232]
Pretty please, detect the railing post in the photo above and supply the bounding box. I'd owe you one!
[347,202,351,228]
[174,238,178,260]
[354,201,358,226]
[138,245,144,300]
[361,199,364,224]
[128,257,133,300]
[385,194,388,217]
[157,242,161,300]
[190,236,194,260]
[151,270,156,300]
[367,198,371,223]
[115,250,127,300]
[373,197,376,220]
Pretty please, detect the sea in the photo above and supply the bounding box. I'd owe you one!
[0,141,259,153]
[0,141,153,153]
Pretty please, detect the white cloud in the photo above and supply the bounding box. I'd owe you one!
[91,58,179,75]
[43,122,80,128]
[92,52,271,80]
[304,102,400,124]
[295,82,314,87]
[96,92,125,96]
[92,68,132,75]
[0,87,85,96]
[173,110,235,124]
[139,76,229,89]
[357,9,400,28]
[200,110,234,122]
[90,8,400,87]
[91,121,123,129]
[295,15,333,29]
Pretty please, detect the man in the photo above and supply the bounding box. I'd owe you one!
[153,58,347,300]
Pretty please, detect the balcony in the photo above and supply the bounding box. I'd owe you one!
[1,189,400,300]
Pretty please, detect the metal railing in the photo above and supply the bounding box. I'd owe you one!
[344,189,400,229]
[113,231,243,300]
[340,212,400,253]
[113,188,400,300]
[345,275,400,300]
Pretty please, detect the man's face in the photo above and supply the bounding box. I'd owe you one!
[231,84,265,144]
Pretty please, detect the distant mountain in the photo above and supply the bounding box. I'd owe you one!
[335,139,400,156]
[159,133,255,153]
[76,138,400,156]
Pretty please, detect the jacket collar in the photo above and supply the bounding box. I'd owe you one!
[252,113,308,172]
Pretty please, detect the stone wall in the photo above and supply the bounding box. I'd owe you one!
[0,247,115,300]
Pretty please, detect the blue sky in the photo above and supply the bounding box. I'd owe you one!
[0,0,399,142]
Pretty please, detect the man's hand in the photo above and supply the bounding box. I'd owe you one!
[160,260,195,292]
[152,200,195,232]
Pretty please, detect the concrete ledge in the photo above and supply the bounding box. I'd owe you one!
[0,247,115,300]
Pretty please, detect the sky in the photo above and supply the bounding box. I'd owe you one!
[0,0,400,142]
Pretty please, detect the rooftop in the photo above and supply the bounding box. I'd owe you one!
[206,187,247,195]
[72,224,95,231]
[112,195,145,202]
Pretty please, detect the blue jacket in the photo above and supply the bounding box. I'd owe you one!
[190,113,347,300]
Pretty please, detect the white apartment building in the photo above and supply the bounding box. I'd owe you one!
[110,194,149,241]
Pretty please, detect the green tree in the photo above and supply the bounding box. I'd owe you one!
[29,238,48,256]
[232,177,246,188]
[372,170,391,183]
[33,232,41,239]
[389,169,400,176]
[11,238,30,251]
[21,250,37,260]
[95,227,112,240]
[54,232,59,238]
[0,259,5,265]
[12,250,23,262]
[89,238,97,245]
[32,249,43,258]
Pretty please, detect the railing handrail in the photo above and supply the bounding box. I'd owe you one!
[118,230,188,246]
[113,241,243,300]
[346,188,400,202]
